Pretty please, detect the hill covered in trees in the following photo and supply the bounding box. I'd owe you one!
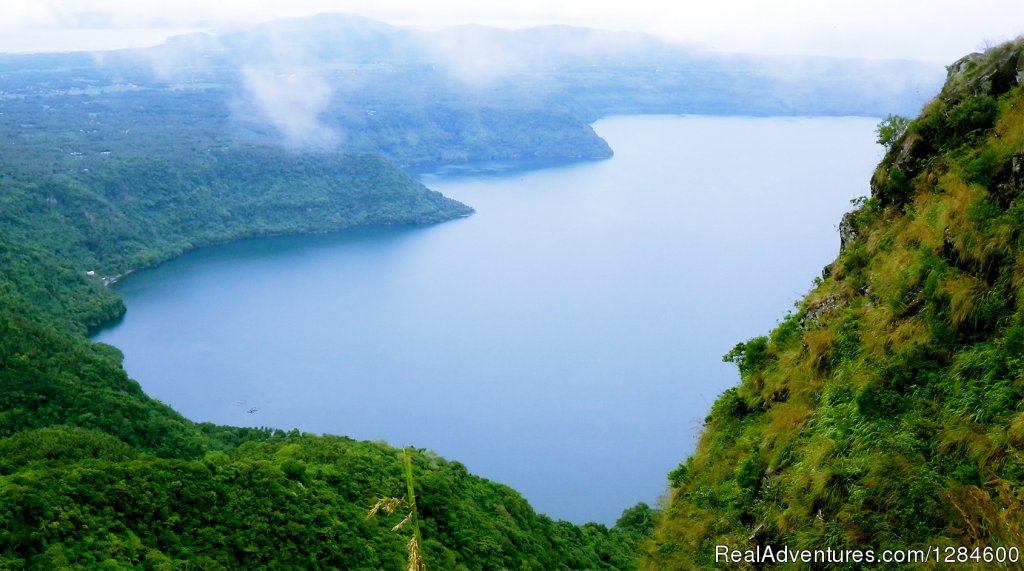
[0,16,671,570]
[0,85,655,571]
[0,14,940,169]
[646,39,1024,569]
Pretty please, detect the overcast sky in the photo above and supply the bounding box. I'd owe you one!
[3,0,1023,62]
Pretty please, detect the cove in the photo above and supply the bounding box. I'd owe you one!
[92,115,883,525]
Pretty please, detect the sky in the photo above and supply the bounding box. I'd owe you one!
[2,0,1022,62]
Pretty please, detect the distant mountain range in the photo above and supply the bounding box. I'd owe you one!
[1,13,943,167]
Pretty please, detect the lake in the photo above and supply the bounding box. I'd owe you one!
[92,115,883,525]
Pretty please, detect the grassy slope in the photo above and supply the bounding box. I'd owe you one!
[645,40,1024,569]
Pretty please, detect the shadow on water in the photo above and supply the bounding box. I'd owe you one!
[409,157,607,181]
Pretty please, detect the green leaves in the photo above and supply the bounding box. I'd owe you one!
[876,113,910,150]
[914,94,999,152]
[0,437,647,569]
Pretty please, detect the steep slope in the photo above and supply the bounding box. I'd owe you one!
[646,39,1024,569]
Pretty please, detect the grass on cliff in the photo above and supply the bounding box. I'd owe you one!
[646,44,1024,569]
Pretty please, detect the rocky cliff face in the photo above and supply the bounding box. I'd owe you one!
[646,38,1024,569]
[943,43,1024,103]
[871,40,1024,207]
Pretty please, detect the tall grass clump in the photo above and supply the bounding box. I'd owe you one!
[368,447,427,571]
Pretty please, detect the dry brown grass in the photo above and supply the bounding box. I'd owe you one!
[942,273,990,329]
[858,305,930,360]
[994,92,1024,149]
[1007,412,1024,448]
[936,176,978,236]
[946,479,1024,546]
[867,246,916,301]
[804,328,835,372]
[1009,253,1024,292]
[938,422,994,464]
[761,401,814,448]
[900,213,941,252]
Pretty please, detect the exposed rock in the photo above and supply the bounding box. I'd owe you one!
[801,292,844,329]
[947,52,985,75]
[942,41,1023,104]
[869,130,932,203]
[838,210,859,252]
[870,40,1024,204]
[991,153,1024,208]
[892,130,932,174]
[1011,154,1024,187]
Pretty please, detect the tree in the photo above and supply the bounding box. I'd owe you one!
[876,114,910,150]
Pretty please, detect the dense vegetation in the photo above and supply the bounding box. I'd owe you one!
[646,40,1024,569]
[0,148,471,333]
[0,143,649,569]
[0,18,660,569]
[0,428,654,569]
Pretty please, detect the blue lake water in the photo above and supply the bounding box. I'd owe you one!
[92,115,883,524]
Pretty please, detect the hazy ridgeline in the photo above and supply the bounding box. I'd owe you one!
[1,13,940,168]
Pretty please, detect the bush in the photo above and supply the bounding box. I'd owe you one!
[915,94,999,152]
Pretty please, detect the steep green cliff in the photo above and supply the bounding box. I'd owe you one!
[646,39,1024,569]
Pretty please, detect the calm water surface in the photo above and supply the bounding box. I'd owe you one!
[93,115,882,524]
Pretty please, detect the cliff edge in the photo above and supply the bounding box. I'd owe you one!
[647,38,1024,569]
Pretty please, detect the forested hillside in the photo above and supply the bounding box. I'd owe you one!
[0,101,652,571]
[0,16,681,568]
[0,14,940,169]
[0,78,678,567]
[646,39,1024,569]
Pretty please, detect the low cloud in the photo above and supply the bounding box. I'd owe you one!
[240,67,340,150]
[2,0,71,29]
[416,26,528,87]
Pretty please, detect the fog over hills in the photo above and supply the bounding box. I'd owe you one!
[2,14,942,167]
